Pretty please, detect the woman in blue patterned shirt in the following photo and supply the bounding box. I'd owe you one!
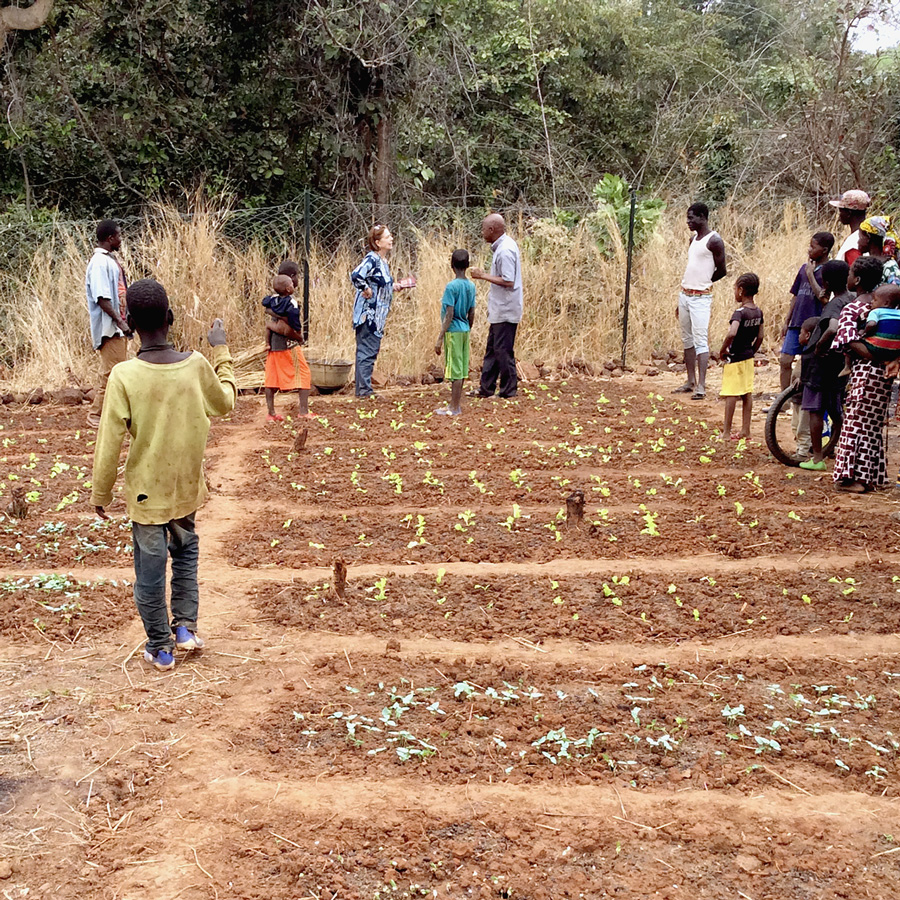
[350,225,412,397]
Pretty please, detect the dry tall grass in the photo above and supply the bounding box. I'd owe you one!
[0,198,831,390]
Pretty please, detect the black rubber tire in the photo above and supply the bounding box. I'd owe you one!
[764,383,842,466]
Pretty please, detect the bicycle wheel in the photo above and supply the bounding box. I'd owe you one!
[765,383,842,466]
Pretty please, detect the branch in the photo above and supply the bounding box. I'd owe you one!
[0,0,54,42]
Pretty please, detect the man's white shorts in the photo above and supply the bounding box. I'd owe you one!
[678,291,713,354]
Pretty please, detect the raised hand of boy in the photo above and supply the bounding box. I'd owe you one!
[208,318,227,346]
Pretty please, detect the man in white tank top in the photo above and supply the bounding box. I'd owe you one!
[673,202,727,400]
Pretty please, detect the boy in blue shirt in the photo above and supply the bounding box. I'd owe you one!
[434,249,476,415]
[779,231,834,391]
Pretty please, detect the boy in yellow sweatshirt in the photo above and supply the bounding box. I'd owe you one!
[91,279,236,671]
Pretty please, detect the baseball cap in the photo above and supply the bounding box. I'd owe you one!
[828,189,871,210]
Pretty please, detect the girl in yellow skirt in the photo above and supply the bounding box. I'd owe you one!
[263,270,314,422]
[718,273,764,440]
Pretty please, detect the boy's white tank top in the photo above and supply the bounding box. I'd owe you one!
[681,231,719,292]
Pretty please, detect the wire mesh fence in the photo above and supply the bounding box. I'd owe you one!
[1,192,816,390]
[0,193,594,276]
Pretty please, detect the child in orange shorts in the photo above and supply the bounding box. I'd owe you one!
[263,267,313,421]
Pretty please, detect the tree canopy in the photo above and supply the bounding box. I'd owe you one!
[1,0,898,214]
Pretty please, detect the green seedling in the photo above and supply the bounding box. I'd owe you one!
[721,704,745,723]
[403,514,428,547]
[500,503,522,532]
[638,504,660,537]
[602,582,622,606]
[455,509,475,530]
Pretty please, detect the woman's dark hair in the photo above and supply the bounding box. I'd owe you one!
[735,272,760,297]
[851,255,884,293]
[96,219,119,242]
[126,278,169,330]
[451,249,470,271]
[687,202,709,220]
[367,224,389,252]
[812,231,835,252]
[864,232,885,253]
[821,259,849,294]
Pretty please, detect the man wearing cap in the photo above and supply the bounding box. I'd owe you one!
[830,190,871,267]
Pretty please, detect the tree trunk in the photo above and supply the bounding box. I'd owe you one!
[373,108,392,222]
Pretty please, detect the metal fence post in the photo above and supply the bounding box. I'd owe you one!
[303,189,311,343]
[621,187,637,368]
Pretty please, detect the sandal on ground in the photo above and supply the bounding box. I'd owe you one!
[266,413,285,423]
[690,391,706,400]
[799,459,826,470]
[672,384,694,394]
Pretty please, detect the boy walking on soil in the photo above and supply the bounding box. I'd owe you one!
[434,249,476,415]
[91,279,236,671]
[718,273,763,440]
[262,262,313,422]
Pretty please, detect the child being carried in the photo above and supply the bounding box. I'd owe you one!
[262,264,314,421]
[844,285,900,368]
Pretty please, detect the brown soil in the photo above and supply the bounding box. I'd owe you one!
[254,652,899,793]
[253,564,900,642]
[3,376,900,900]
[228,502,899,566]
[0,573,132,643]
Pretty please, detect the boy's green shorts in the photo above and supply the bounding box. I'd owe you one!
[443,331,470,382]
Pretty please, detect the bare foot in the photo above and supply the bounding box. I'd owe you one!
[835,480,866,493]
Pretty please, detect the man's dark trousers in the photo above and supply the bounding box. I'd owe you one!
[478,322,518,398]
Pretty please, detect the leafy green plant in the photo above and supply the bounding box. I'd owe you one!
[584,175,665,258]
[638,504,660,537]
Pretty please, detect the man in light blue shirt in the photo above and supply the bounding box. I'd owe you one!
[471,214,522,398]
[85,220,131,427]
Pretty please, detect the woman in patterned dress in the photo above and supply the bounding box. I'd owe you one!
[832,256,891,492]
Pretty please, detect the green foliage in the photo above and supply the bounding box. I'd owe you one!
[0,0,897,211]
[586,175,666,257]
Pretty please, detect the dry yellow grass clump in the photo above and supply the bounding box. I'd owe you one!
[0,197,831,390]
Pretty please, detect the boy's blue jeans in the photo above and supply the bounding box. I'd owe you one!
[132,513,199,653]
[355,322,382,397]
